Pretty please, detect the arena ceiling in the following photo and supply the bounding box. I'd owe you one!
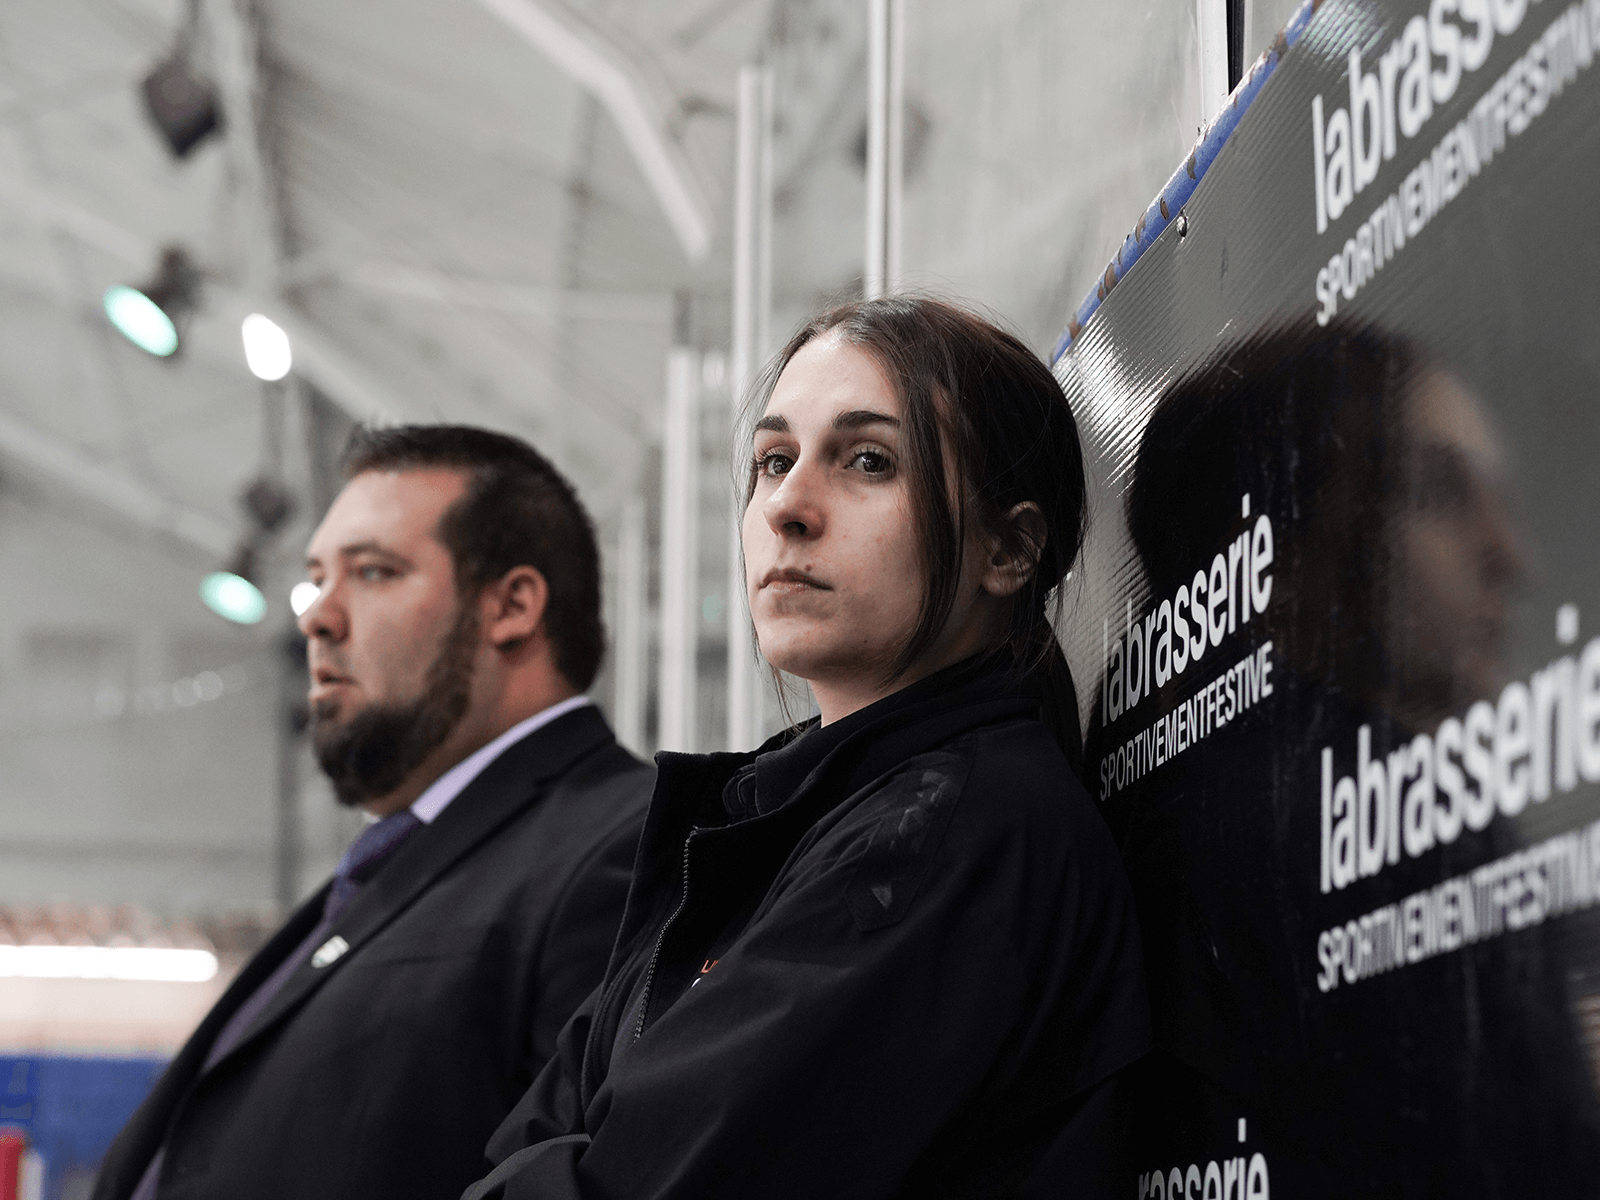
[0,0,859,571]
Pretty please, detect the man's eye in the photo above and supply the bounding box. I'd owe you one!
[357,564,391,582]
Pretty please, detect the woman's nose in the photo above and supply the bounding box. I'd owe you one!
[1479,496,1529,588]
[762,463,824,539]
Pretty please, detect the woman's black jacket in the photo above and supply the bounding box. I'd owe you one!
[465,662,1151,1199]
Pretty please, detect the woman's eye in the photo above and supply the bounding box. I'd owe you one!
[851,450,891,475]
[756,452,793,478]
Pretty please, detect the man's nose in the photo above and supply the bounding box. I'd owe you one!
[296,582,345,642]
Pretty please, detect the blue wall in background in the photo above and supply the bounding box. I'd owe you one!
[0,1056,165,1200]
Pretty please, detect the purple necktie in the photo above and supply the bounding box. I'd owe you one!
[324,808,424,924]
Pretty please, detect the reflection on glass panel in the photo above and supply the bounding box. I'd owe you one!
[763,0,1203,357]
[767,0,871,330]
[1245,0,1306,65]
[899,0,1201,353]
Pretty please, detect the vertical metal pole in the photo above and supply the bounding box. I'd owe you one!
[275,632,305,914]
[273,374,310,916]
[659,346,700,751]
[728,66,775,751]
[864,0,903,299]
[885,0,905,289]
[726,489,757,751]
[1196,0,1230,124]
[614,496,647,754]
[1227,0,1246,90]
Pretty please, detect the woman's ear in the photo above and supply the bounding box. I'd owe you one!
[484,565,550,651]
[979,502,1046,598]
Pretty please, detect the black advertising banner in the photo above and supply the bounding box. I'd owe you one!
[1051,0,1600,1193]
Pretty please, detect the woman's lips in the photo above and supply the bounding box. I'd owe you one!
[760,568,830,593]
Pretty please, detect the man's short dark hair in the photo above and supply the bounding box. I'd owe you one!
[339,425,604,691]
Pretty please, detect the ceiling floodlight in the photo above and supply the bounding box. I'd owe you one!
[104,247,199,358]
[104,286,178,357]
[242,313,293,381]
[201,570,267,625]
[289,581,320,616]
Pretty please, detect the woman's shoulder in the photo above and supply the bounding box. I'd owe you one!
[932,714,1108,845]
[839,713,1119,895]
[821,712,1137,986]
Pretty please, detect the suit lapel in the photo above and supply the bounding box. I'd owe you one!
[98,890,329,1192]
[211,706,616,1067]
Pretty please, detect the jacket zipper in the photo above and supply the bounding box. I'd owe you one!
[633,829,697,1041]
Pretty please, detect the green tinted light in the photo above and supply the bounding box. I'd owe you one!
[104,285,178,357]
[200,571,267,625]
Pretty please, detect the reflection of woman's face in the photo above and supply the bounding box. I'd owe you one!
[1383,369,1524,721]
[743,332,928,722]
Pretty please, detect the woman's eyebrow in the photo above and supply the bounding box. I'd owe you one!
[833,409,899,431]
[753,409,897,435]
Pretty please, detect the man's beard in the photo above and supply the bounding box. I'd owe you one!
[311,604,479,808]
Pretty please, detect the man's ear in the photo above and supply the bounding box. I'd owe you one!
[483,565,550,651]
[979,502,1046,599]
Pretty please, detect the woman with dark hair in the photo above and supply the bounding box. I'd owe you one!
[466,297,1150,1200]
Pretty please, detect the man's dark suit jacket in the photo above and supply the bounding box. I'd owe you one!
[91,704,651,1200]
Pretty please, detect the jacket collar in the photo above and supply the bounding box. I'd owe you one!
[618,659,1033,957]
[212,703,618,1068]
[741,655,1015,820]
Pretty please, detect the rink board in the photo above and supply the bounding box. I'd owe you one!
[1052,0,1600,1191]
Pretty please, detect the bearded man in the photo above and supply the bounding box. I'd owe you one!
[92,426,653,1200]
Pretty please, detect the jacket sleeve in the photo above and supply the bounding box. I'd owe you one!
[525,813,641,1069]
[481,982,598,1176]
[467,750,1140,1200]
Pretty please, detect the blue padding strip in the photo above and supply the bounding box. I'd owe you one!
[1051,0,1318,364]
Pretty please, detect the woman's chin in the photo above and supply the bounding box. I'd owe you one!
[757,646,819,683]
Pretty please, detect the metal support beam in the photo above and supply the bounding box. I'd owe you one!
[613,496,648,754]
[334,260,671,326]
[658,346,700,751]
[726,65,774,751]
[274,631,307,913]
[864,0,904,299]
[208,0,308,917]
[1196,0,1230,123]
[0,407,233,557]
[203,0,280,294]
[1227,0,1246,90]
[475,0,714,262]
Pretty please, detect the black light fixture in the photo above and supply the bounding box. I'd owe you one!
[241,477,295,538]
[103,246,201,358]
[138,1,223,160]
